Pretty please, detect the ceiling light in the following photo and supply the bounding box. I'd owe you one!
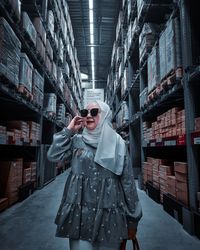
[89,0,93,9]
[89,9,93,22]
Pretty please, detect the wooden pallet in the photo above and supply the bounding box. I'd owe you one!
[17,84,33,101]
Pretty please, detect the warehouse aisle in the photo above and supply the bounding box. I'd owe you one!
[0,172,200,250]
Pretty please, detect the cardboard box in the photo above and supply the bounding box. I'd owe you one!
[175,172,187,182]
[176,190,188,206]
[167,176,176,186]
[174,162,187,174]
[176,180,188,192]
[159,165,173,175]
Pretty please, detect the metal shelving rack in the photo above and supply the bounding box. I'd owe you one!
[107,0,200,237]
[0,0,83,192]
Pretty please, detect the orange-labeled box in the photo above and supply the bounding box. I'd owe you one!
[159,165,173,175]
[167,186,176,197]
[175,172,187,182]
[176,180,188,192]
[167,176,176,186]
[174,162,187,174]
[176,190,188,206]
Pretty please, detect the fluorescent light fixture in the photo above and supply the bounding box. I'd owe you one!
[89,0,95,88]
[90,34,94,44]
[90,23,94,34]
[89,0,93,9]
[89,10,93,22]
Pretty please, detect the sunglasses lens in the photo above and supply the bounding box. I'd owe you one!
[90,108,99,116]
[80,109,88,117]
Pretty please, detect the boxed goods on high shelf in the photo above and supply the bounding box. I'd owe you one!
[139,87,148,108]
[21,12,37,47]
[57,104,66,125]
[19,53,33,93]
[127,0,135,22]
[52,62,57,81]
[116,101,129,128]
[116,11,123,42]
[47,10,55,38]
[43,93,57,115]
[116,46,123,66]
[139,23,160,64]
[137,0,149,20]
[8,0,21,21]
[5,121,29,143]
[147,45,160,93]
[32,69,44,108]
[118,60,124,81]
[0,17,21,87]
[57,67,65,93]
[111,41,117,66]
[124,36,128,64]
[33,17,46,47]
[159,17,182,80]
[46,39,53,62]
[28,121,41,143]
[121,67,129,97]
[58,37,64,63]
[63,61,70,80]
[143,107,185,141]
[1,120,40,145]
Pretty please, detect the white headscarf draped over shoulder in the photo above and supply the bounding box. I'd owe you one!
[82,101,126,175]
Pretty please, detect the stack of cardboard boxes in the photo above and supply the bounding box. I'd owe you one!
[174,162,188,206]
[0,159,23,207]
[159,165,173,202]
[143,157,189,206]
[143,107,185,140]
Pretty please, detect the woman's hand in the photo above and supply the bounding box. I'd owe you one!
[67,116,84,133]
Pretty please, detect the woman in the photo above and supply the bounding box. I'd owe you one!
[47,101,142,250]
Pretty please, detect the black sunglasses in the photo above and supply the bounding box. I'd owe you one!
[80,108,99,117]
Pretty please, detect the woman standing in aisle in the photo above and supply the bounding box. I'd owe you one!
[47,101,142,250]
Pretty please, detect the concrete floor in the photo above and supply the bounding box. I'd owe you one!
[0,171,200,250]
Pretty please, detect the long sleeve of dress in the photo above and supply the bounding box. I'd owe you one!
[47,128,74,162]
[120,149,143,230]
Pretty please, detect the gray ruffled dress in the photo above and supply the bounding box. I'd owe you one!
[47,128,142,245]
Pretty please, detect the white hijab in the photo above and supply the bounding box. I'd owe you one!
[82,101,126,175]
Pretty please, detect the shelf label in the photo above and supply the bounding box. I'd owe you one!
[15,139,23,145]
[194,137,200,144]
[164,140,176,146]
[150,142,156,147]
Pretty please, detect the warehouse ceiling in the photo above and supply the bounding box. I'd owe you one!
[67,0,122,89]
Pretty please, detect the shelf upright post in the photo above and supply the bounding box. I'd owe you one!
[180,0,199,211]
